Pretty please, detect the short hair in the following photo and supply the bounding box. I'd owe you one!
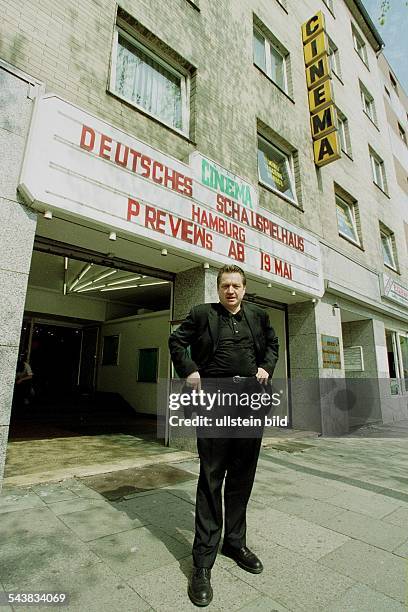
[217,264,246,287]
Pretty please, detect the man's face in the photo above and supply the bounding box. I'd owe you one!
[218,272,246,312]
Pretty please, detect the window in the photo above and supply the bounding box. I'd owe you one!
[390,72,398,95]
[137,348,159,382]
[337,110,352,157]
[328,37,341,79]
[360,83,377,124]
[323,0,334,13]
[385,330,403,395]
[380,226,397,270]
[253,26,288,93]
[257,134,297,204]
[398,123,407,145]
[335,194,360,245]
[352,25,368,66]
[102,335,120,366]
[111,27,189,133]
[384,85,391,98]
[370,148,387,193]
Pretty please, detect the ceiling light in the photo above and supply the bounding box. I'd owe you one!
[106,276,141,286]
[64,257,69,270]
[139,281,168,287]
[267,283,272,288]
[78,263,92,281]
[291,290,296,296]
[161,249,167,256]
[43,210,52,219]
[100,284,140,292]
[203,263,210,269]
[73,280,93,292]
[109,231,117,241]
[77,284,107,292]
[93,269,117,282]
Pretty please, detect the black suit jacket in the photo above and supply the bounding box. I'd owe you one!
[168,302,279,379]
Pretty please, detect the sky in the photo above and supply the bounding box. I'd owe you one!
[362,0,408,92]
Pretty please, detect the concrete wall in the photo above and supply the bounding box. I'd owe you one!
[0,65,38,488]
[97,310,170,414]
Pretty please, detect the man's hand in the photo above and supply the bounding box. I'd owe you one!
[186,371,201,391]
[256,367,269,385]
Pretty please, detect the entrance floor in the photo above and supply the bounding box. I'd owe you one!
[4,435,192,486]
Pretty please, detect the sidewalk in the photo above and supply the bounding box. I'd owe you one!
[0,424,407,611]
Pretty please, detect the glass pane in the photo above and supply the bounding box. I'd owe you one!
[116,34,182,130]
[338,119,346,151]
[336,199,358,242]
[381,233,395,268]
[386,330,400,395]
[270,46,285,90]
[258,138,295,200]
[399,336,408,392]
[253,30,266,71]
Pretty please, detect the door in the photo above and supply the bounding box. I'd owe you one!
[78,327,99,393]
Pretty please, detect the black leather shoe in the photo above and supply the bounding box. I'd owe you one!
[188,567,213,607]
[221,544,263,574]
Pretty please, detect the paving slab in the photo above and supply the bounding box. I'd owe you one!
[393,539,408,558]
[57,504,148,541]
[3,561,152,612]
[32,482,80,504]
[323,583,407,612]
[237,595,290,611]
[257,494,344,524]
[0,507,102,590]
[227,541,355,612]
[382,505,408,528]
[319,539,407,603]
[312,508,408,552]
[47,497,108,516]
[247,506,350,561]
[128,558,261,611]
[0,488,46,514]
[319,487,403,519]
[112,494,195,547]
[88,525,191,578]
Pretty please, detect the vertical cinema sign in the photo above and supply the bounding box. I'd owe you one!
[302,12,341,167]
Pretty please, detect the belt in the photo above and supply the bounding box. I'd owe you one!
[232,375,256,383]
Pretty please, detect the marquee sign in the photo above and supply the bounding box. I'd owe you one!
[302,12,341,167]
[382,274,408,309]
[19,95,324,297]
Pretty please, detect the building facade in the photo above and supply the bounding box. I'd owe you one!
[1,0,408,488]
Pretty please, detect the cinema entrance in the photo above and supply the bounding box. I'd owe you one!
[6,236,178,483]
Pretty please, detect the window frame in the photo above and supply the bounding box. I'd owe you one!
[337,110,352,158]
[257,134,298,206]
[360,83,376,125]
[323,0,334,15]
[380,227,397,271]
[352,25,368,67]
[109,25,190,136]
[390,72,399,95]
[398,123,407,145]
[335,193,360,246]
[327,36,341,80]
[370,149,387,193]
[253,25,288,94]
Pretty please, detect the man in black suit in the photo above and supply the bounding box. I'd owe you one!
[169,264,279,607]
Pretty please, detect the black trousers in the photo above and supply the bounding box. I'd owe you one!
[192,435,262,568]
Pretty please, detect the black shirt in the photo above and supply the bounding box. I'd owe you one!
[200,306,258,377]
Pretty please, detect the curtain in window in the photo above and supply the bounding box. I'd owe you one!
[116,35,182,130]
[258,138,294,200]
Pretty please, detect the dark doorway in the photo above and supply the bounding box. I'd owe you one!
[30,323,82,400]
